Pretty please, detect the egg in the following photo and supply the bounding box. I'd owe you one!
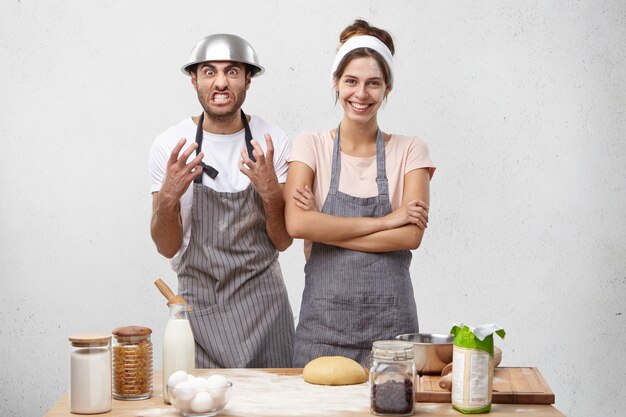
[206,374,229,389]
[188,376,208,393]
[207,374,228,398]
[167,370,188,390]
[174,380,196,401]
[190,391,214,413]
[193,377,211,391]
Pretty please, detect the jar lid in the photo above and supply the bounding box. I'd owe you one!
[112,325,152,338]
[372,340,414,360]
[68,333,112,347]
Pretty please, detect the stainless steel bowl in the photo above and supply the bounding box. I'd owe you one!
[395,333,454,375]
[181,33,265,76]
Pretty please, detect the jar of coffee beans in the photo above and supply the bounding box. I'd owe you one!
[370,340,416,416]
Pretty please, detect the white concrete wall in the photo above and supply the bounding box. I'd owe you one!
[1,1,624,416]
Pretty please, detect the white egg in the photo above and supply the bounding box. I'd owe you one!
[206,374,229,400]
[194,377,211,391]
[206,374,229,389]
[190,391,214,413]
[174,380,196,401]
[188,376,208,393]
[168,370,188,389]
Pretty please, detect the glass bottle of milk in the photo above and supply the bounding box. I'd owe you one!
[163,303,195,404]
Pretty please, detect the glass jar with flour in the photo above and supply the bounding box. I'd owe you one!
[68,333,112,414]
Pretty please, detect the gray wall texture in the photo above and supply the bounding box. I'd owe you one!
[1,1,624,416]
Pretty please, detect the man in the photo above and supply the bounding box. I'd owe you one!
[149,34,294,368]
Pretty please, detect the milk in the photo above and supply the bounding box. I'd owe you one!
[163,317,195,403]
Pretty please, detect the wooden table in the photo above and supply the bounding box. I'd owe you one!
[45,369,566,417]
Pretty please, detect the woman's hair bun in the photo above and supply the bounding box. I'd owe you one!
[339,19,395,55]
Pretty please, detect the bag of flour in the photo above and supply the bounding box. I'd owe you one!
[450,323,506,414]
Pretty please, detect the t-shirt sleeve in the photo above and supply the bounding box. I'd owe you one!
[406,137,436,179]
[287,132,317,172]
[149,135,170,193]
[273,130,291,184]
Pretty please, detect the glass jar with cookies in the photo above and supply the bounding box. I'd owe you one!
[112,325,153,400]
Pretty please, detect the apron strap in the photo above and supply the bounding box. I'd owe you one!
[241,110,256,163]
[374,129,389,197]
[329,124,389,197]
[194,110,255,184]
[328,126,342,195]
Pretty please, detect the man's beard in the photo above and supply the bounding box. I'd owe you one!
[197,88,247,124]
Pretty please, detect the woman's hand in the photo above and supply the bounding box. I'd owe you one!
[383,199,429,230]
[292,184,317,211]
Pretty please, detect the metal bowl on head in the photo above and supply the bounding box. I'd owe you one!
[395,333,454,375]
[181,33,265,76]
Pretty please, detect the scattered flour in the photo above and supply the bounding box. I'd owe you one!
[220,369,370,416]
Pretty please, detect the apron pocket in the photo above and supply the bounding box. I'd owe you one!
[312,294,398,349]
[188,304,252,368]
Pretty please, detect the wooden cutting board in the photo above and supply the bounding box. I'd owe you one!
[416,367,555,404]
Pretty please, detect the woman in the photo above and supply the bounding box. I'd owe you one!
[285,20,436,367]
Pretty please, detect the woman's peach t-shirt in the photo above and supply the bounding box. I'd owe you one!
[288,130,435,257]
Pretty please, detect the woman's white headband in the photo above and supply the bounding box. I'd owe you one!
[330,35,394,88]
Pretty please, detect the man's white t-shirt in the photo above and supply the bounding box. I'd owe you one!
[149,115,291,270]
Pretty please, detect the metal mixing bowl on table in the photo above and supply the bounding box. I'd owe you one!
[395,333,454,375]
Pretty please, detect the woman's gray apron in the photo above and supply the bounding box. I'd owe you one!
[292,127,418,367]
[177,110,294,368]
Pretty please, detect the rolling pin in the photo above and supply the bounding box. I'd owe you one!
[154,278,187,305]
[439,347,502,390]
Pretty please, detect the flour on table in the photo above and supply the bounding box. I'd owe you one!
[221,369,370,416]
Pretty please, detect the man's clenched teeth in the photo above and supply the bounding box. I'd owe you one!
[212,93,231,103]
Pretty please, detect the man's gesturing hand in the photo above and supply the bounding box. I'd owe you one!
[160,138,204,201]
[239,134,279,198]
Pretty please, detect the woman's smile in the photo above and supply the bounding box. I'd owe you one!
[349,101,373,111]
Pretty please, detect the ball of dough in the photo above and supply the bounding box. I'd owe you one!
[303,356,367,385]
